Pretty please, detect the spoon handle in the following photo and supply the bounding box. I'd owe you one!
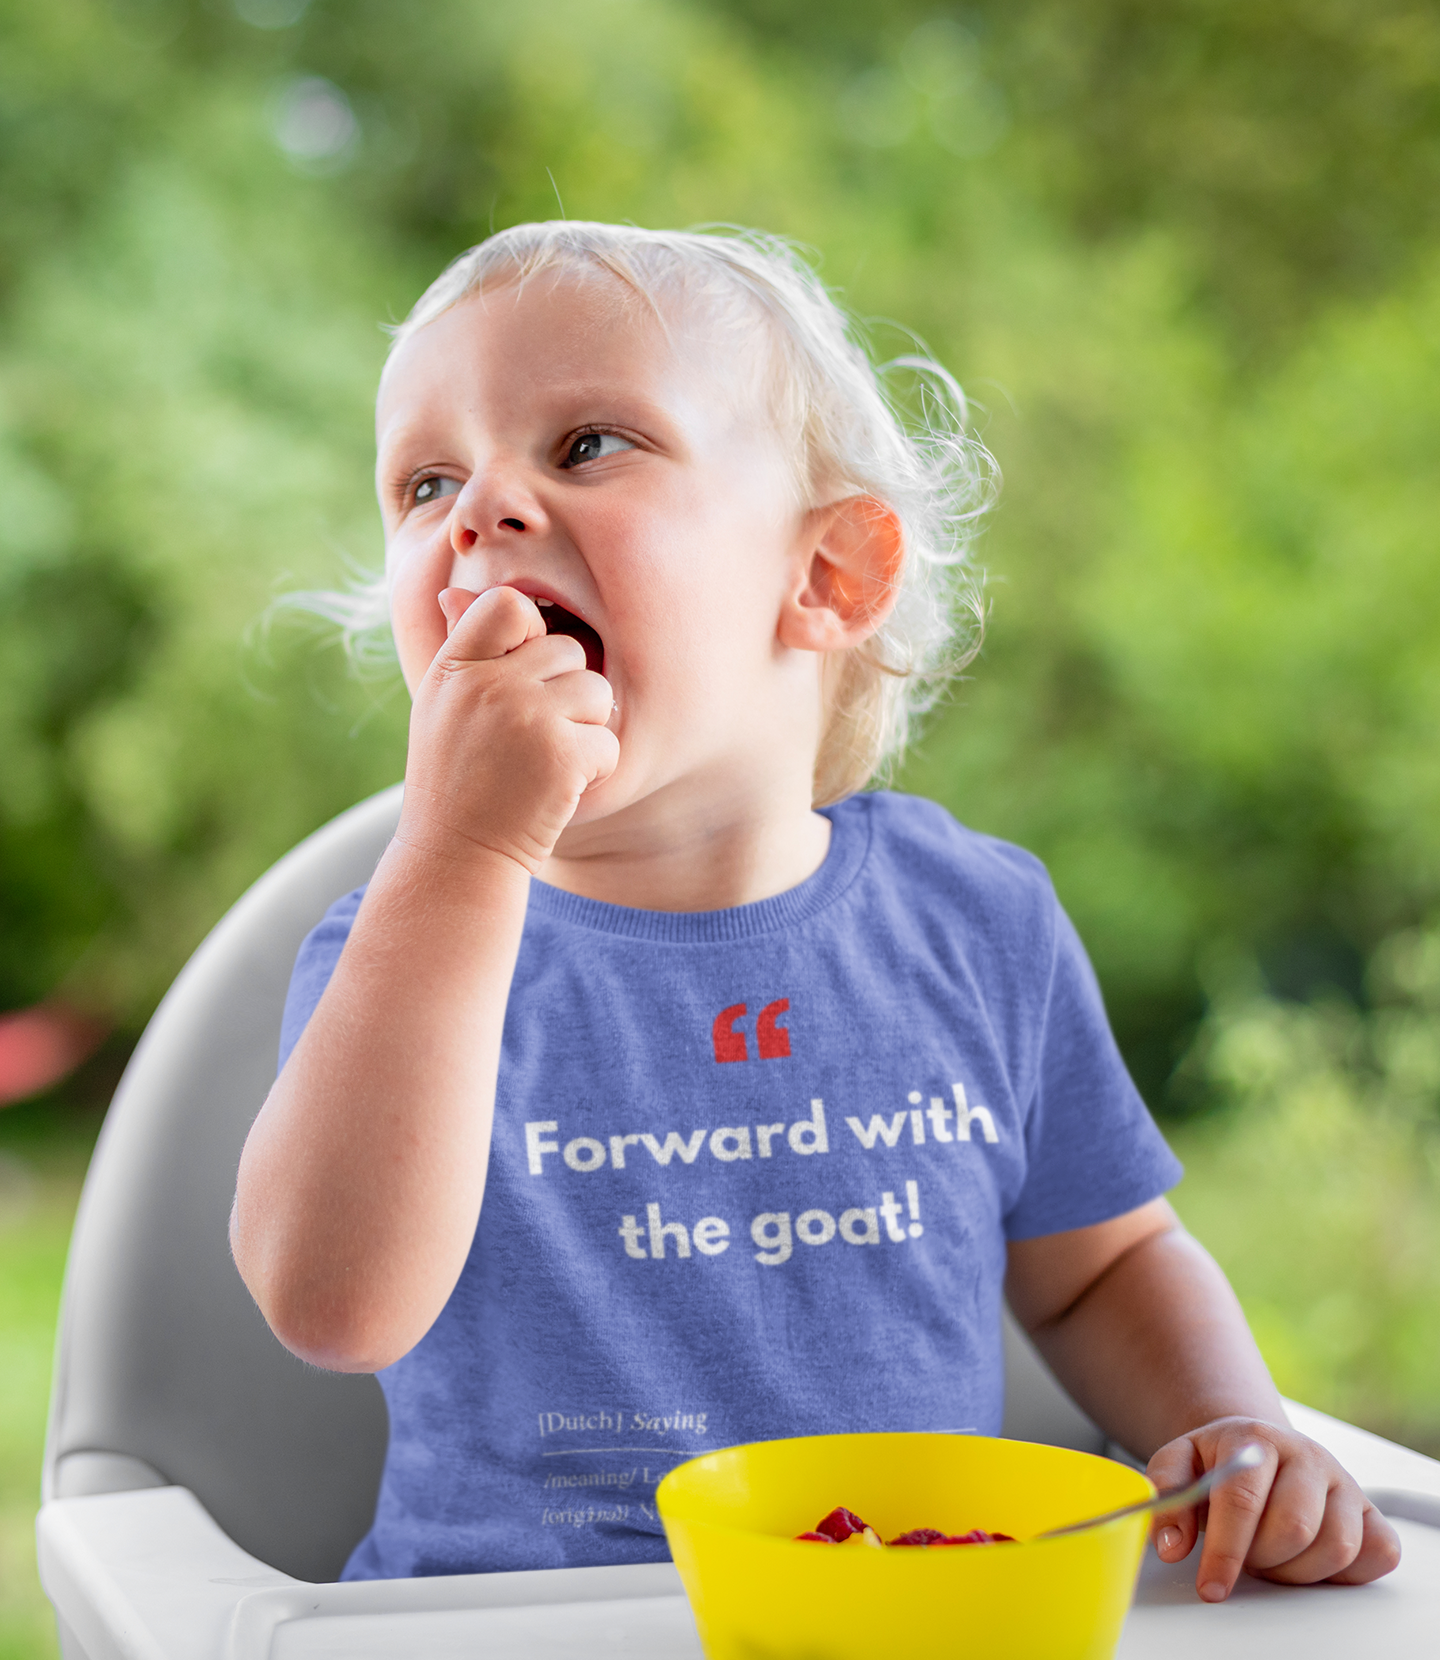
[1037,1442,1267,1540]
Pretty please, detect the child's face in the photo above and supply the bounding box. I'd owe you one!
[376,272,831,831]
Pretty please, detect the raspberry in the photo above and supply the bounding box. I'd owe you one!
[794,1508,1015,1548]
[812,1506,873,1542]
[887,1528,950,1547]
[887,1526,1016,1547]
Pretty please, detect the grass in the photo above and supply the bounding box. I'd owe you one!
[0,1093,99,1660]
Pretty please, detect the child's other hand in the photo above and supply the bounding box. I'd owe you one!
[1147,1418,1401,1600]
[400,585,618,873]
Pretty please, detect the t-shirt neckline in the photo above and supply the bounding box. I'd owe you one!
[524,796,871,943]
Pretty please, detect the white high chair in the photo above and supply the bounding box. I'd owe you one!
[37,786,1440,1660]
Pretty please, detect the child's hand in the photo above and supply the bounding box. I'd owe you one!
[400,585,619,874]
[1147,1418,1401,1600]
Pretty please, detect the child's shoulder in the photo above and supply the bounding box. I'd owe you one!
[841,789,1059,937]
[846,790,1053,892]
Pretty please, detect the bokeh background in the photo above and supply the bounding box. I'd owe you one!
[3,0,1439,1648]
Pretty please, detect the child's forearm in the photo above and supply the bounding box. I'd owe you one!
[1011,1211,1285,1460]
[1009,1205,1400,1596]
[235,583,617,1372]
[231,834,531,1373]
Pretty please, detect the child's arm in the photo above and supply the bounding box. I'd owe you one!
[1006,1200,1402,1599]
[230,587,616,1372]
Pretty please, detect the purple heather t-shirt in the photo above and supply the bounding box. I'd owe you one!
[278,791,1181,1580]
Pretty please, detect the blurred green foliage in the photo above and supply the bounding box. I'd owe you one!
[0,0,1436,1082]
[5,0,1440,1102]
[1168,920,1440,1451]
[2,10,1440,1639]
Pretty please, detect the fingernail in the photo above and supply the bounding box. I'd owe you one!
[1199,1581,1228,1603]
[1157,1527,1181,1555]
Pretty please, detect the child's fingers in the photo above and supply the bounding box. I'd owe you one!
[571,722,620,791]
[438,585,547,660]
[1151,1509,1200,1564]
[1247,1475,1364,1584]
[1323,1503,1402,1585]
[439,587,482,635]
[1146,1437,1202,1563]
[546,668,616,728]
[1235,1456,1329,1573]
[1150,1421,1402,1599]
[1191,1441,1279,1601]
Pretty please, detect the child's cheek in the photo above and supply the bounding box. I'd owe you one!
[387,534,453,690]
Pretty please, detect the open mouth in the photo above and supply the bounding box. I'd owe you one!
[536,599,605,676]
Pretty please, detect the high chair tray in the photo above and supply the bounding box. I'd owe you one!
[227,1563,702,1660]
[1119,1509,1439,1658]
[37,1403,1440,1660]
[233,1506,1440,1659]
[228,1517,1440,1660]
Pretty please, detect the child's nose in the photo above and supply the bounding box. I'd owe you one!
[448,470,544,553]
[452,522,524,553]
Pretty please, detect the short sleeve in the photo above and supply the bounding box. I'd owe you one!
[1004,900,1182,1240]
[277,886,366,1074]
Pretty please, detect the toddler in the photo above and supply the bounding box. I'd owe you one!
[232,223,1399,1597]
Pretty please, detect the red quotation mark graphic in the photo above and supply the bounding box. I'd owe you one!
[712,1000,791,1063]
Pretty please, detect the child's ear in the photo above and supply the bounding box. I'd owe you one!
[777,496,904,653]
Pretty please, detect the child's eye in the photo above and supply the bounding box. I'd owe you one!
[562,431,635,468]
[413,475,461,507]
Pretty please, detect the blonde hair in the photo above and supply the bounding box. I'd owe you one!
[296,222,997,804]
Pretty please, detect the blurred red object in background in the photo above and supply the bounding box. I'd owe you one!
[0,1005,107,1106]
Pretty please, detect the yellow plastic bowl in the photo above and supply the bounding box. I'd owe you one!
[656,1432,1154,1660]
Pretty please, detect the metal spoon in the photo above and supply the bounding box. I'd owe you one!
[1036,1442,1267,1540]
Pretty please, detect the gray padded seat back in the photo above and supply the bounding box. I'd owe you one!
[44,782,1100,1584]
[44,786,404,1581]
